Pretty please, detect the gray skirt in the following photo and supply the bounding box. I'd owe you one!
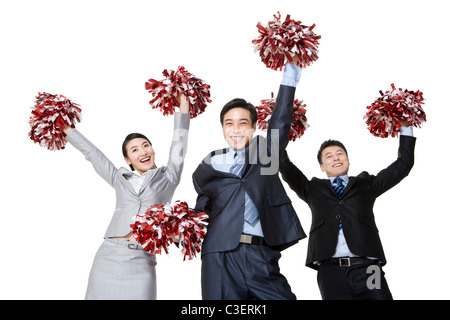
[85,239,157,300]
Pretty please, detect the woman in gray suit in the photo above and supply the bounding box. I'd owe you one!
[62,95,190,299]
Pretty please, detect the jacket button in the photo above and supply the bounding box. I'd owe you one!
[240,200,245,206]
[336,215,341,220]
[241,178,246,183]
[339,200,344,205]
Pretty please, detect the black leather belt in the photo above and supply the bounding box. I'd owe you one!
[322,257,379,267]
[240,234,266,246]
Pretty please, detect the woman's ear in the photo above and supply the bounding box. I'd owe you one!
[124,157,131,165]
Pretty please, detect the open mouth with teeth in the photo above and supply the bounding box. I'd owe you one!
[140,157,152,164]
[333,163,342,168]
[230,135,246,143]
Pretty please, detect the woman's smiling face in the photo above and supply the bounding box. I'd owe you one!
[124,138,155,175]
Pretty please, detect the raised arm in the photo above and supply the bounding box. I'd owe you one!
[164,93,191,186]
[64,126,118,187]
[280,150,311,202]
[178,93,190,114]
[371,126,416,197]
[266,59,302,158]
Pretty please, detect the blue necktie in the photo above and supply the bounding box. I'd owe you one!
[229,152,244,176]
[230,152,259,224]
[332,177,345,228]
[332,177,345,199]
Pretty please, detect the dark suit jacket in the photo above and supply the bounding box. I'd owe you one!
[280,135,416,269]
[193,85,306,256]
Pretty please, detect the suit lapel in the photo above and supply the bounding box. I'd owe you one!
[324,179,336,195]
[323,176,357,198]
[342,176,357,197]
[119,167,158,196]
[201,148,235,178]
[242,135,264,177]
[139,169,159,194]
[119,168,139,195]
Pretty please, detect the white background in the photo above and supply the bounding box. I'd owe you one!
[0,0,448,300]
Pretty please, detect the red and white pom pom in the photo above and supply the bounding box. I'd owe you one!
[145,66,211,119]
[28,92,82,150]
[252,12,321,71]
[131,203,175,255]
[256,94,309,141]
[171,201,208,261]
[131,201,208,260]
[364,83,426,138]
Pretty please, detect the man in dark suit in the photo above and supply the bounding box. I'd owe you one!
[192,61,306,300]
[280,126,416,300]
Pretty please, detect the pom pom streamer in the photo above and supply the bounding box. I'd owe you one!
[28,92,82,150]
[364,83,426,138]
[132,204,175,256]
[256,94,309,141]
[252,12,321,70]
[145,66,211,119]
[172,201,209,261]
[131,201,208,260]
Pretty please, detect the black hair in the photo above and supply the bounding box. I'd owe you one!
[122,133,152,171]
[317,139,348,165]
[220,98,258,126]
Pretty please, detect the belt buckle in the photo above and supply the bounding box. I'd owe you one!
[240,234,252,244]
[339,257,351,267]
[127,243,139,250]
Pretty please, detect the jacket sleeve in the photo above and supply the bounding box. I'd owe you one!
[371,135,416,197]
[266,85,296,159]
[164,112,190,186]
[279,150,311,202]
[66,129,118,187]
[192,169,212,215]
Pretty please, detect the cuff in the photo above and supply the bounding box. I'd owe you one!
[400,126,414,137]
[281,63,302,87]
[174,112,190,131]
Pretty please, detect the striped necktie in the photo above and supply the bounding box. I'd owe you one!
[229,152,244,177]
[332,176,345,199]
[230,152,259,224]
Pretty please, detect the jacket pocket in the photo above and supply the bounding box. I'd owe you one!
[357,215,378,231]
[267,194,292,206]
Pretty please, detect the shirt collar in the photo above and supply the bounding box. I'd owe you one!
[228,147,245,163]
[328,175,349,185]
[123,169,149,180]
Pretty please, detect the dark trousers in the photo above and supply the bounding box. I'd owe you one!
[317,261,393,300]
[201,243,296,300]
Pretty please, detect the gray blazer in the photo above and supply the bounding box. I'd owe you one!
[66,112,190,238]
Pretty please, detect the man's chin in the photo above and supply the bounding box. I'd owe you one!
[232,144,247,151]
[227,141,245,150]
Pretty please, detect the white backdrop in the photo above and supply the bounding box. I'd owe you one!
[0,0,448,300]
